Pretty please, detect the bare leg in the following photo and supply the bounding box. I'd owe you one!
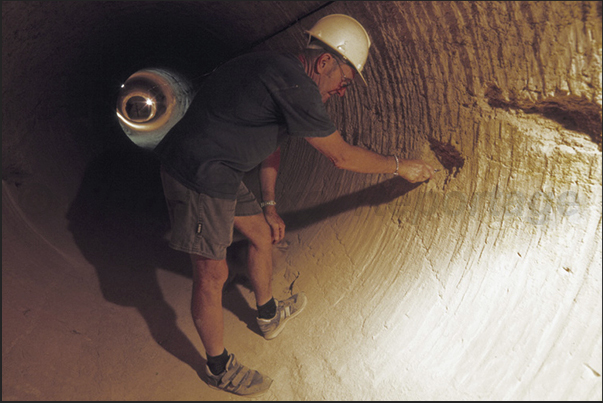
[189,213,272,358]
[190,254,229,357]
[234,213,274,307]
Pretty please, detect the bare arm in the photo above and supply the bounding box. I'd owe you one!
[259,147,285,243]
[305,130,434,183]
[260,147,280,203]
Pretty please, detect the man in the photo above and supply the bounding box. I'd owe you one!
[154,14,434,396]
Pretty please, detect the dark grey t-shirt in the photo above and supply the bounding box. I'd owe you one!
[154,51,336,199]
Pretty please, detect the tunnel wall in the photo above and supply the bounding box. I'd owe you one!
[257,1,603,399]
[2,1,602,400]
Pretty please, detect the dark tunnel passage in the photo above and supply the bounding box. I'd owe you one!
[2,1,602,400]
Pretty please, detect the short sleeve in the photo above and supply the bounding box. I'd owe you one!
[272,84,337,138]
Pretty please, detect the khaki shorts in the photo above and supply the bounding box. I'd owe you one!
[160,166,262,260]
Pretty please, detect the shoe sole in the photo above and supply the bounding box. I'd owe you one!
[207,382,272,397]
[264,294,308,340]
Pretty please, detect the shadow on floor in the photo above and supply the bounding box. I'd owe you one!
[66,144,205,372]
[66,142,420,370]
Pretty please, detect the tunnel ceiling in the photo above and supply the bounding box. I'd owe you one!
[2,1,329,85]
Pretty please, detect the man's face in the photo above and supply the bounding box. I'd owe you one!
[316,57,356,103]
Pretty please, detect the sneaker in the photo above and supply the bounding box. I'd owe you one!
[257,293,308,340]
[205,353,272,396]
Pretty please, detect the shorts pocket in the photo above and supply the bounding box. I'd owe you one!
[197,193,235,247]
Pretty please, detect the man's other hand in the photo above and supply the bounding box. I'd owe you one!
[263,206,286,244]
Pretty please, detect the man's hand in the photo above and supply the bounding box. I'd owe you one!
[399,159,435,183]
[263,206,286,244]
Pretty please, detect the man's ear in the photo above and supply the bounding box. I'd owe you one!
[315,53,333,74]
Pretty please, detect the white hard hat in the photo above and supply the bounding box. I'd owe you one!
[305,14,371,85]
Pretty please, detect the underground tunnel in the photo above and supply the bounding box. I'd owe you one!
[2,1,602,400]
